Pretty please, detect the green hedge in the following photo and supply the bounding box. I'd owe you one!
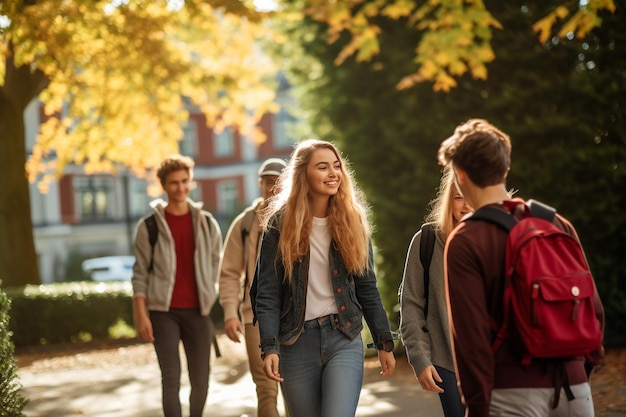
[5,282,135,348]
[5,282,225,349]
[0,285,27,416]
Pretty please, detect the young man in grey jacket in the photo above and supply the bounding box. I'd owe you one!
[218,158,287,417]
[132,154,222,417]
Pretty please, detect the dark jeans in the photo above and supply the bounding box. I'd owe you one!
[434,365,465,417]
[151,309,213,417]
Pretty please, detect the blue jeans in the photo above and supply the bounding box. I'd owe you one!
[434,365,465,417]
[150,309,213,417]
[279,314,364,417]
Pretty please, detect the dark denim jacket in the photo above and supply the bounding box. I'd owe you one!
[253,221,393,357]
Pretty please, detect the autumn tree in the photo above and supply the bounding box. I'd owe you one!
[0,0,277,287]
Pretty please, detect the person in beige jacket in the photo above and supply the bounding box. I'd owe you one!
[219,158,288,417]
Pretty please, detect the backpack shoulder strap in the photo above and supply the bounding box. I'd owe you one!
[240,206,257,244]
[468,205,517,232]
[470,200,557,231]
[144,214,158,272]
[145,214,158,246]
[527,199,556,222]
[419,222,436,322]
[463,206,516,354]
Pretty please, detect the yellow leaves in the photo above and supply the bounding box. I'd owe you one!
[454,34,474,48]
[470,63,488,80]
[304,0,502,92]
[381,0,414,19]
[11,0,277,188]
[533,0,616,44]
[448,59,467,77]
[334,24,381,65]
[555,5,570,19]
[418,59,439,80]
[599,0,617,13]
[557,9,600,40]
[433,72,457,92]
[302,0,615,93]
[396,73,422,90]
[533,6,569,44]
[407,1,499,91]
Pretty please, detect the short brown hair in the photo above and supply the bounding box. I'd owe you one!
[156,154,195,186]
[437,119,511,187]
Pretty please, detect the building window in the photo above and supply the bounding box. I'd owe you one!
[130,180,153,219]
[213,127,235,158]
[74,176,114,221]
[179,118,198,157]
[216,180,238,214]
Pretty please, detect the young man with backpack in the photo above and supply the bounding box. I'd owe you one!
[218,157,288,417]
[437,119,605,417]
[131,154,222,417]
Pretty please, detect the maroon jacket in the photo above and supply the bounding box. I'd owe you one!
[445,202,604,417]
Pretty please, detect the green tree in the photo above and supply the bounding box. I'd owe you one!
[271,0,626,342]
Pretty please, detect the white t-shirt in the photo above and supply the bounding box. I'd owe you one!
[305,216,338,321]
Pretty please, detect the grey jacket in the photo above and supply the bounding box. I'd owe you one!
[131,198,222,316]
[255,220,393,357]
[399,228,455,376]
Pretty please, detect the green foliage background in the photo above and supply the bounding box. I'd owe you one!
[272,0,626,344]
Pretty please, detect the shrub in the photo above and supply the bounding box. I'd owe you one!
[6,282,135,347]
[5,281,224,349]
[0,284,27,417]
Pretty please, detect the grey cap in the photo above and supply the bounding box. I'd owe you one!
[258,158,287,177]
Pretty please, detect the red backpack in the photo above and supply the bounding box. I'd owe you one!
[468,199,603,366]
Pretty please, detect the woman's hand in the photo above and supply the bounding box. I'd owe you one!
[378,350,396,377]
[263,353,284,382]
[417,365,444,393]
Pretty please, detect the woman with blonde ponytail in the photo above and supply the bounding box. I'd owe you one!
[254,139,395,417]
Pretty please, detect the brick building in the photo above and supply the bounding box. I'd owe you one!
[25,89,301,283]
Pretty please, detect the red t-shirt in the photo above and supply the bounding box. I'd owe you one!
[165,211,199,309]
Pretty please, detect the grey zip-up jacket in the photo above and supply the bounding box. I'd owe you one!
[399,228,456,376]
[132,198,222,316]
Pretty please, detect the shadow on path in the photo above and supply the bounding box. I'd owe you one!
[17,334,442,417]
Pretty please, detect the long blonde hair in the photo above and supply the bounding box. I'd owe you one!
[260,139,371,281]
[425,165,460,241]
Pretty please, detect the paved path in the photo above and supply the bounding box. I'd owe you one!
[18,334,443,417]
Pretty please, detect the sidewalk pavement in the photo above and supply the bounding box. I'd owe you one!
[18,334,444,417]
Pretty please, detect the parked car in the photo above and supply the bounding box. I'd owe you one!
[81,256,135,282]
